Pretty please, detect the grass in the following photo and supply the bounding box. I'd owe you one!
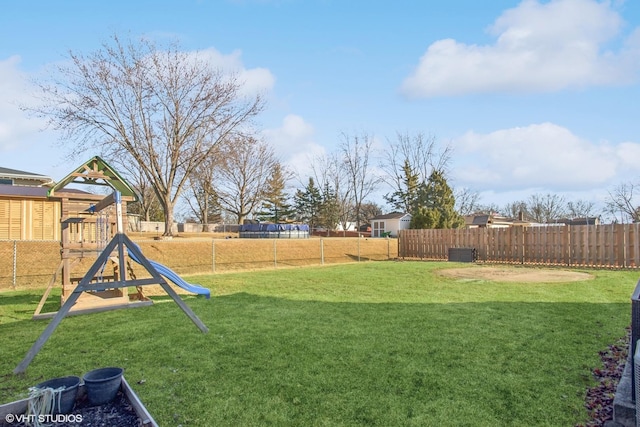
[0,261,636,426]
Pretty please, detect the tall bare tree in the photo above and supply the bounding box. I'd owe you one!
[606,182,640,223]
[454,187,482,216]
[110,157,164,222]
[359,201,383,224]
[566,199,596,219]
[214,136,278,223]
[503,200,530,219]
[29,34,263,235]
[381,132,452,213]
[340,132,381,228]
[527,193,567,223]
[309,152,353,231]
[184,153,222,229]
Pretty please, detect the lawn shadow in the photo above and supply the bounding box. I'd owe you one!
[0,291,631,427]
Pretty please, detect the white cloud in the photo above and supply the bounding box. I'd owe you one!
[401,0,640,97]
[198,48,275,95]
[452,122,640,193]
[262,114,326,181]
[0,55,47,152]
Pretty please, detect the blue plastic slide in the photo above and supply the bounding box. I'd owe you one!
[128,246,211,299]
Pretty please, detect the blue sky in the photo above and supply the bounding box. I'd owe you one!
[2,0,640,213]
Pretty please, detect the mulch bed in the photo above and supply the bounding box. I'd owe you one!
[9,391,141,427]
[577,329,630,427]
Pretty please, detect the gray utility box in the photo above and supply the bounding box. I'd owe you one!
[448,248,477,263]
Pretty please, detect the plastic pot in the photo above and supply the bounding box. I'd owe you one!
[34,375,80,414]
[83,367,123,406]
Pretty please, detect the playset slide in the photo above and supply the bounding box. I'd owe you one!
[127,248,211,299]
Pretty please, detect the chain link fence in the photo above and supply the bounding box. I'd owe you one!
[0,237,398,291]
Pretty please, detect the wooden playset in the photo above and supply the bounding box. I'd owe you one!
[16,157,209,374]
[32,157,150,319]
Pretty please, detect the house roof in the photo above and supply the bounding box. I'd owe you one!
[470,214,490,226]
[0,184,94,199]
[554,217,601,226]
[465,213,535,227]
[0,184,48,198]
[370,212,411,220]
[0,167,53,186]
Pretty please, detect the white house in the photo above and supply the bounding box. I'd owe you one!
[369,212,411,237]
[336,222,357,232]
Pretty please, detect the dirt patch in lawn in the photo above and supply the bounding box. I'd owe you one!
[436,266,594,282]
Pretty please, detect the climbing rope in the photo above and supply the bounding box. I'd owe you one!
[27,385,64,427]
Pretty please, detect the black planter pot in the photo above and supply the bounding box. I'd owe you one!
[83,367,123,406]
[34,375,80,414]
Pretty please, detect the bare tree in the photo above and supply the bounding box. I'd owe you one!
[566,199,596,219]
[215,136,279,224]
[29,34,263,235]
[359,201,383,224]
[381,131,452,212]
[309,152,353,231]
[455,187,482,216]
[527,193,567,223]
[184,153,222,229]
[605,182,640,223]
[340,132,381,228]
[111,157,163,222]
[503,200,530,219]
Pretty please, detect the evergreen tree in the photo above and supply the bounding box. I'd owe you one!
[410,170,464,229]
[384,159,420,213]
[319,183,341,231]
[255,163,294,222]
[294,178,323,229]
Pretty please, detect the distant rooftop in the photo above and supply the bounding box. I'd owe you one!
[370,212,411,220]
[0,166,54,187]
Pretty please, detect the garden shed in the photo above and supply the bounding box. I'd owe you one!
[0,167,57,240]
[370,212,411,238]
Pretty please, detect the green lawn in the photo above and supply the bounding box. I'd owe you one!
[0,262,636,426]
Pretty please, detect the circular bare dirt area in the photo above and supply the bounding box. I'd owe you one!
[437,266,594,282]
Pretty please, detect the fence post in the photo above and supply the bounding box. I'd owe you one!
[357,236,361,262]
[622,224,627,268]
[274,239,277,268]
[212,239,215,273]
[387,237,390,260]
[13,240,17,289]
[320,239,324,265]
[566,225,571,267]
[520,226,525,264]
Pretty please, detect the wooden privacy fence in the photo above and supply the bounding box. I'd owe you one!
[399,224,640,268]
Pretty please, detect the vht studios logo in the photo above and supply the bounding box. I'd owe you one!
[5,413,83,424]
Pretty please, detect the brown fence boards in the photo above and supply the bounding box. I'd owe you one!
[399,224,640,269]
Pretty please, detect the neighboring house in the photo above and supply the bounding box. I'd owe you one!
[465,212,599,228]
[554,217,601,226]
[0,167,58,240]
[464,213,530,228]
[0,167,53,187]
[336,222,357,232]
[370,212,411,237]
